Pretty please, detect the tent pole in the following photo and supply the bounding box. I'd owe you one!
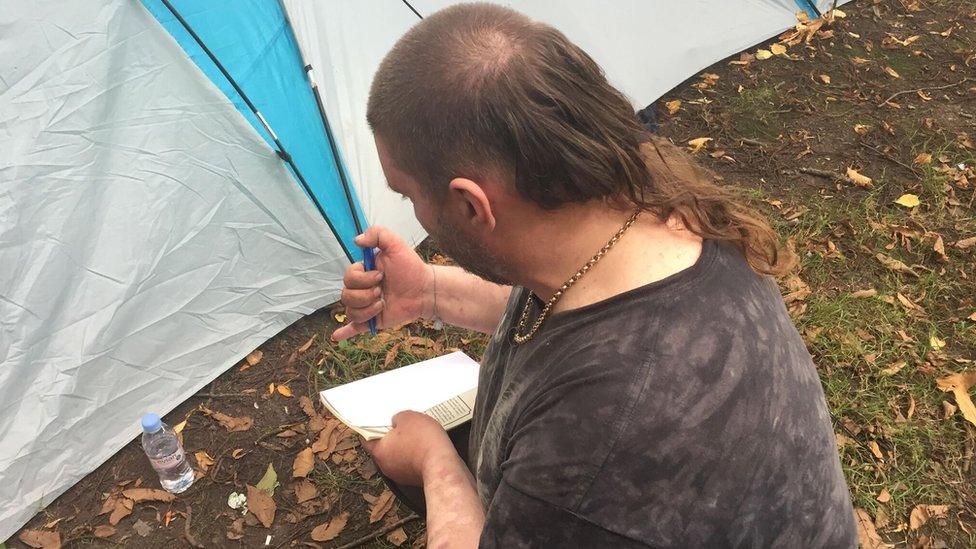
[158,0,355,264]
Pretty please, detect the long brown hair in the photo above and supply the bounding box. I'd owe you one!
[367,3,794,276]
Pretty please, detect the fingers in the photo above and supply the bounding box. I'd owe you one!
[343,262,384,290]
[331,321,370,342]
[341,286,381,309]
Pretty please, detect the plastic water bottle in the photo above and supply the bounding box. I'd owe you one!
[141,413,194,493]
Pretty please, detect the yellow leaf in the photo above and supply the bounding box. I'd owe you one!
[868,440,885,461]
[245,349,263,367]
[884,66,901,79]
[770,43,787,55]
[894,194,920,208]
[687,137,712,153]
[937,371,976,427]
[819,74,831,84]
[268,382,276,396]
[756,49,773,60]
[172,420,187,434]
[913,153,932,165]
[846,168,874,188]
[276,384,293,398]
[853,124,871,135]
[930,335,946,351]
[333,311,347,323]
[665,100,682,115]
[830,9,847,18]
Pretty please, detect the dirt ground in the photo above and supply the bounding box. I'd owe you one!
[9,0,976,547]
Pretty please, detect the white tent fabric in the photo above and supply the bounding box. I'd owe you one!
[1,0,852,540]
[0,0,351,538]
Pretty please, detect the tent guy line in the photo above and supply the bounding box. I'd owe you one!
[159,0,356,264]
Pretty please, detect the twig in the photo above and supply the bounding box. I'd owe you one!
[334,514,421,549]
[183,505,205,548]
[739,138,768,148]
[799,167,847,181]
[877,78,973,108]
[859,142,922,176]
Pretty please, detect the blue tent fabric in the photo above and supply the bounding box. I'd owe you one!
[141,0,366,260]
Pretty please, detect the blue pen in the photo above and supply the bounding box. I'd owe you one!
[362,247,378,335]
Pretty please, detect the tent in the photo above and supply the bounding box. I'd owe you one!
[0,0,849,539]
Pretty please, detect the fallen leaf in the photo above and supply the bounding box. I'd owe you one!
[914,153,933,165]
[369,489,396,523]
[830,8,846,18]
[384,343,401,369]
[665,100,682,115]
[311,512,349,542]
[246,484,276,528]
[969,312,976,322]
[877,488,892,503]
[854,509,888,549]
[847,168,874,188]
[876,253,916,276]
[93,525,117,538]
[194,451,214,474]
[163,509,174,527]
[770,43,787,56]
[299,396,317,418]
[298,334,318,354]
[293,448,314,478]
[869,440,885,461]
[132,519,152,538]
[851,56,870,65]
[276,384,293,398]
[226,518,245,541]
[333,311,347,323]
[172,420,187,434]
[884,66,901,79]
[819,74,831,84]
[246,349,263,366]
[930,335,946,351]
[910,504,950,530]
[852,289,877,298]
[256,463,278,496]
[200,406,253,432]
[387,527,408,546]
[756,49,773,60]
[881,361,907,376]
[954,236,976,250]
[687,137,712,153]
[231,448,246,460]
[937,371,976,427]
[933,235,947,262]
[294,479,318,504]
[122,488,175,503]
[943,400,957,419]
[853,124,871,135]
[108,498,134,525]
[894,194,920,208]
[17,530,61,549]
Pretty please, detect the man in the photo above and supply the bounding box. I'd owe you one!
[332,3,857,548]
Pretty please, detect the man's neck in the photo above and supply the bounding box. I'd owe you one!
[506,203,703,313]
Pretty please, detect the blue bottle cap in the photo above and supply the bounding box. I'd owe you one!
[141,413,162,433]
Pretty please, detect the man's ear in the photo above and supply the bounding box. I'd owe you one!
[448,178,496,231]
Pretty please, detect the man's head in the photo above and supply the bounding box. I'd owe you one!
[368,3,794,279]
[367,3,651,282]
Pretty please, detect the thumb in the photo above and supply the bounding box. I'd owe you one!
[354,225,399,252]
[331,322,371,342]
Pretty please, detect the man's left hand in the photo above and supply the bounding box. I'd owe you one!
[363,411,456,487]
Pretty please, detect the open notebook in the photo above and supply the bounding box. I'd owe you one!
[319,351,480,440]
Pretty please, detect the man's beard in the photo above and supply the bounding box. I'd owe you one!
[431,217,514,286]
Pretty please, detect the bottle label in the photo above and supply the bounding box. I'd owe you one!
[150,447,185,470]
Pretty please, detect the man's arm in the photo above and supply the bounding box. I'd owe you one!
[421,449,485,548]
[422,265,511,334]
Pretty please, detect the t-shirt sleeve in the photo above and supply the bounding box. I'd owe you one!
[479,478,650,549]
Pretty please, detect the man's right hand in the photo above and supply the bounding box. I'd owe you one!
[331,226,433,341]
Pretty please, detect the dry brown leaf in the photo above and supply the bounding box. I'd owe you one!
[846,167,874,188]
[231,448,246,459]
[855,508,888,549]
[387,527,409,546]
[93,525,117,538]
[293,447,315,478]
[914,153,933,165]
[819,74,831,84]
[936,372,976,427]
[384,343,401,369]
[665,100,682,115]
[880,361,907,376]
[297,334,318,354]
[299,396,317,418]
[852,289,877,298]
[226,518,245,541]
[369,489,396,523]
[246,349,263,366]
[884,66,901,79]
[687,137,712,153]
[853,123,871,135]
[18,530,61,549]
[294,479,318,504]
[246,484,276,528]
[311,512,349,542]
[933,235,947,262]
[943,400,957,419]
[877,488,892,503]
[122,487,176,503]
[869,441,885,461]
[969,312,976,322]
[194,451,215,473]
[954,236,976,250]
[172,420,187,434]
[875,254,916,277]
[910,504,949,530]
[311,421,340,454]
[277,384,293,398]
[108,497,134,525]
[200,406,253,432]
[132,519,152,538]
[770,43,787,55]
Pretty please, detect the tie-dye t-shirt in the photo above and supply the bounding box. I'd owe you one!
[470,240,857,548]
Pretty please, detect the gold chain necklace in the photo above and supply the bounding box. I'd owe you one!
[512,210,641,344]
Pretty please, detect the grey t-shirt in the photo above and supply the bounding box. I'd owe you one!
[469,240,857,548]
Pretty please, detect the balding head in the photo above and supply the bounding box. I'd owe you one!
[367,3,651,209]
